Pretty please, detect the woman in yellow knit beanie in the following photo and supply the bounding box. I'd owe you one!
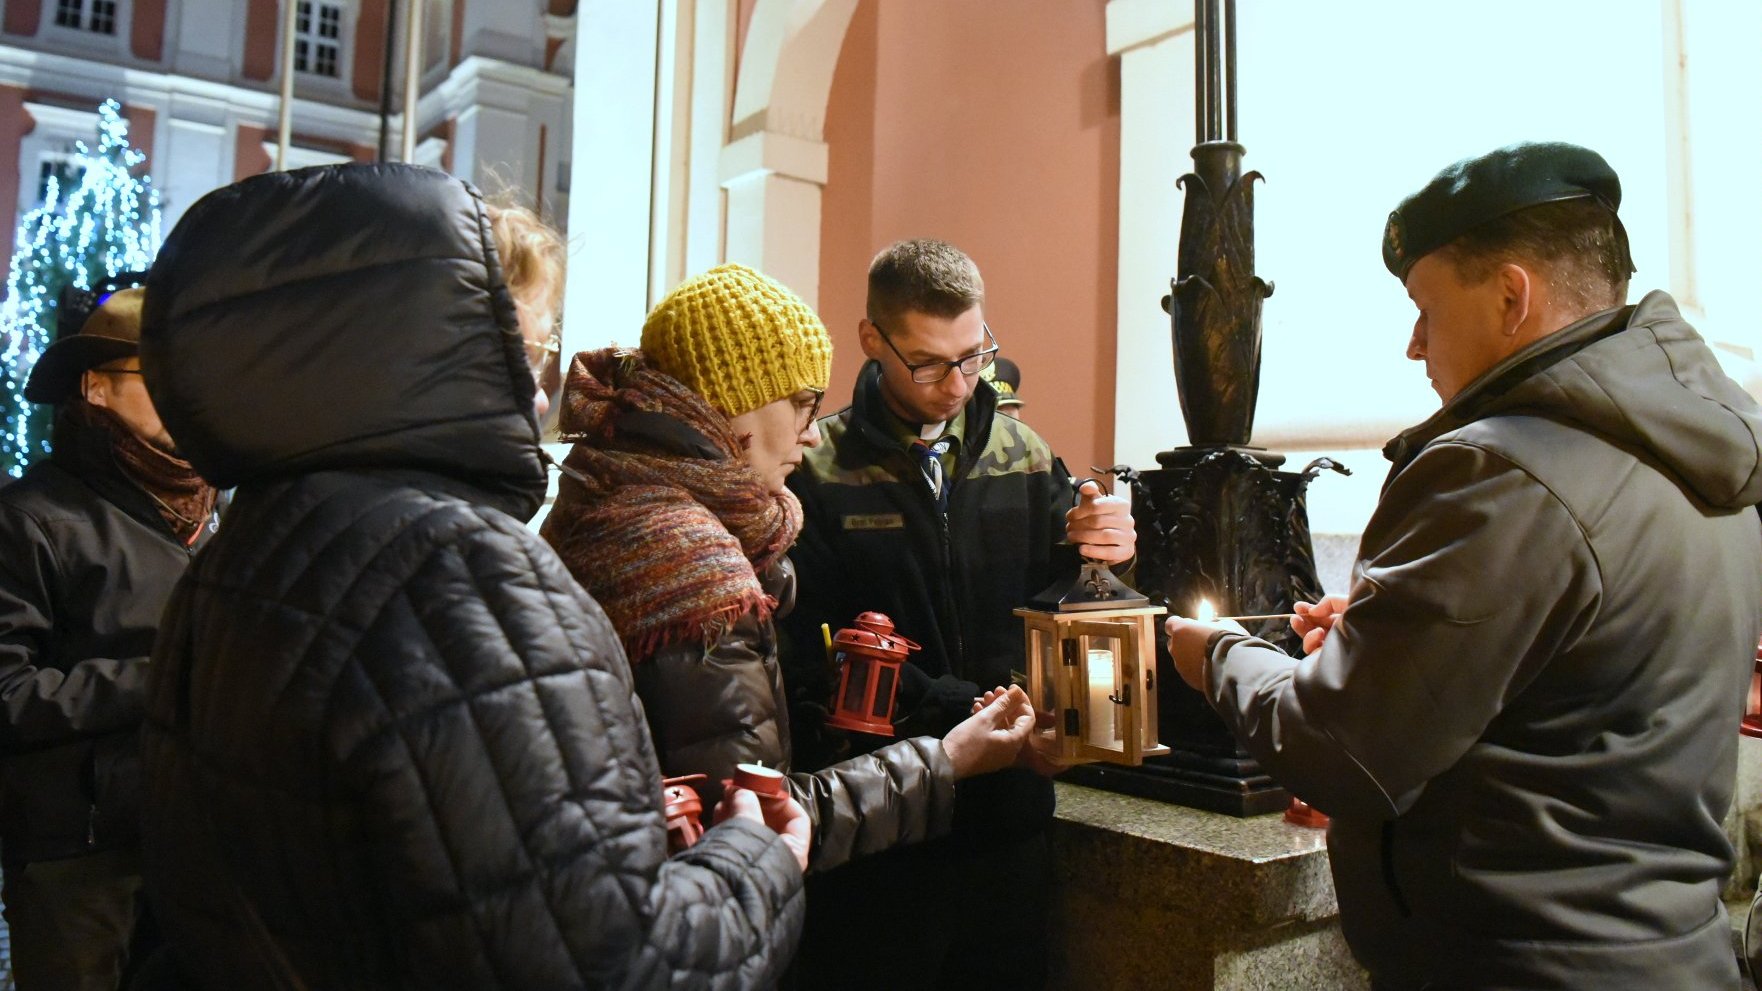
[541,262,1032,881]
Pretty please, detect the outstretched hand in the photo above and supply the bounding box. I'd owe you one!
[969,685,1071,777]
[942,684,1035,780]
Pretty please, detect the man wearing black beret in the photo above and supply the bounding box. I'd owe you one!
[1166,141,1762,989]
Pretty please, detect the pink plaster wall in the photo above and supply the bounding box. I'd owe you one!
[818,0,1121,476]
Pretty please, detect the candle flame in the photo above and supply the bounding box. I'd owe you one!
[1196,598,1215,623]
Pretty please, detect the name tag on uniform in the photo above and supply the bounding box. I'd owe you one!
[843,513,905,531]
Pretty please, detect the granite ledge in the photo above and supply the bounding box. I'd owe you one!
[1052,781,1341,929]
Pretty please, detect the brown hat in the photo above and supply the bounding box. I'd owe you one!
[24,287,145,404]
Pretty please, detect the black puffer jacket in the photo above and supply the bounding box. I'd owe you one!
[0,412,205,867]
[136,164,803,990]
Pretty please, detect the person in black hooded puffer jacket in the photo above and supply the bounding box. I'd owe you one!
[132,163,809,989]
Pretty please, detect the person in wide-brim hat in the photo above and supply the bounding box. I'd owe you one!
[24,287,146,404]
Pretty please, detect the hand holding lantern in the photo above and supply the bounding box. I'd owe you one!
[1016,488,1170,768]
[826,613,921,736]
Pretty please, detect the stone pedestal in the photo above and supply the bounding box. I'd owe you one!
[1048,782,1368,991]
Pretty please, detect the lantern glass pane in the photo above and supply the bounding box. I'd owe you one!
[872,664,896,718]
[838,653,867,713]
[1081,633,1127,754]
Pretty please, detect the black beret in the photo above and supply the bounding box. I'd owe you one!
[1382,141,1624,280]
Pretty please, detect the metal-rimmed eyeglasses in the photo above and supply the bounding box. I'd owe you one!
[872,321,999,384]
[525,329,562,380]
[794,388,825,428]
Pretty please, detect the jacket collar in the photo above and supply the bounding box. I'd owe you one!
[1382,300,1632,472]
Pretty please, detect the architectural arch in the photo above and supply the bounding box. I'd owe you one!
[720,0,858,309]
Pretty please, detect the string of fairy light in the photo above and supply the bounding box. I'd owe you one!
[0,99,161,478]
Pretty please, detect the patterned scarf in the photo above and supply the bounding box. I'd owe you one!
[71,399,217,545]
[540,348,802,661]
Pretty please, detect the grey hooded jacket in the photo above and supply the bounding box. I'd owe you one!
[1206,291,1762,989]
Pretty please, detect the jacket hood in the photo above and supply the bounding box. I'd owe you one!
[1387,290,1762,509]
[140,163,547,519]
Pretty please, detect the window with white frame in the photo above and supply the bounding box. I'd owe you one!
[53,0,118,35]
[294,1,345,78]
[35,149,84,209]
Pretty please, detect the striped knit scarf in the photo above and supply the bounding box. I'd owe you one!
[540,348,802,662]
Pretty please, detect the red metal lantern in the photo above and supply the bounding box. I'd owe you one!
[1743,638,1762,740]
[826,612,921,737]
[662,773,708,853]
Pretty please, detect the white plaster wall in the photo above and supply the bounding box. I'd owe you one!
[1112,0,1761,545]
[168,0,240,79]
[458,0,544,67]
[563,0,660,356]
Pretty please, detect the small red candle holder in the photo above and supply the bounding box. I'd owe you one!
[731,762,787,798]
[661,773,708,853]
[826,612,921,737]
[1742,638,1762,740]
[1283,796,1329,829]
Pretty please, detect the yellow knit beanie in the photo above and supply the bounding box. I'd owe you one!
[641,263,833,418]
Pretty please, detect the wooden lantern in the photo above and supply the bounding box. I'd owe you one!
[1014,562,1169,766]
[826,612,921,737]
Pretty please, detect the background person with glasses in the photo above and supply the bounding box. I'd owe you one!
[781,238,1135,991]
[540,263,1035,894]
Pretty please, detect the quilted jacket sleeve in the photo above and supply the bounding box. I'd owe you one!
[0,503,147,748]
[337,515,804,989]
[786,737,955,873]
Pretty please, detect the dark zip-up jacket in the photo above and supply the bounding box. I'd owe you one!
[1205,292,1762,989]
[0,411,207,866]
[782,362,1075,839]
[135,163,803,990]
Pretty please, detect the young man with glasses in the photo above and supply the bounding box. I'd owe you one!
[781,239,1134,990]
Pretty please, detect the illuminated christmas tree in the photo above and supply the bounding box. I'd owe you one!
[0,99,161,478]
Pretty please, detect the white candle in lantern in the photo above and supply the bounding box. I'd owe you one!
[1197,598,1215,623]
[1086,648,1116,747]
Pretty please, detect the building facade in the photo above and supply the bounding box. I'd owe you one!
[0,0,575,266]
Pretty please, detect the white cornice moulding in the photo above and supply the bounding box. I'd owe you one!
[544,13,575,39]
[21,99,98,133]
[1106,0,1192,57]
[0,45,568,148]
[718,130,828,187]
[260,141,352,169]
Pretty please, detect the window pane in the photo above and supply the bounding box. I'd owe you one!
[294,39,309,72]
[55,0,83,28]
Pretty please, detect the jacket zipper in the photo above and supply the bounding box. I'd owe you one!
[938,514,965,673]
